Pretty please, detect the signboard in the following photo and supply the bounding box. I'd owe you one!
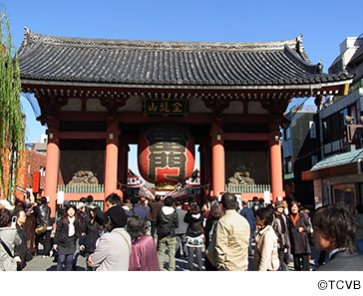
[33,172,40,193]
[264,191,271,204]
[143,99,188,116]
[57,191,64,205]
[16,185,27,193]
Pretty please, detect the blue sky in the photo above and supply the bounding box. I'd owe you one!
[1,0,363,172]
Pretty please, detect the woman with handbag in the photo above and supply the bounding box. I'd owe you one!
[53,204,83,271]
[34,197,52,257]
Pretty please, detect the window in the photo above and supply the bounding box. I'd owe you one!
[309,121,316,139]
[284,157,292,173]
[332,183,356,214]
[284,127,290,140]
[323,112,345,143]
[311,155,318,166]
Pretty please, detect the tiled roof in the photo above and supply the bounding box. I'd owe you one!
[311,148,363,171]
[19,29,352,87]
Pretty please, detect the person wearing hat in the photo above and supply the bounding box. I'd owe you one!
[273,201,290,270]
[88,206,131,271]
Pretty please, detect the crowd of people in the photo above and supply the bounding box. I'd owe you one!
[1,191,363,271]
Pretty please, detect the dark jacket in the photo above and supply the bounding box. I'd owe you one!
[205,217,217,249]
[240,207,256,234]
[184,212,204,238]
[54,217,81,247]
[35,204,51,226]
[156,207,178,239]
[77,210,87,234]
[175,208,188,235]
[130,204,148,221]
[148,200,163,222]
[15,224,27,270]
[287,214,311,255]
[317,251,363,271]
[85,219,101,253]
[273,213,290,250]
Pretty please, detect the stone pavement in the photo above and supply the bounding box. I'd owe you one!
[23,253,192,271]
[23,253,315,271]
[23,244,320,271]
[23,254,88,271]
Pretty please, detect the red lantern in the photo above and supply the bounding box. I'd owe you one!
[138,124,195,185]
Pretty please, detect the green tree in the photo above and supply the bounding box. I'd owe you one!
[0,12,24,200]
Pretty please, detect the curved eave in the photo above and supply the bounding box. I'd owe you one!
[21,78,352,94]
[19,30,299,53]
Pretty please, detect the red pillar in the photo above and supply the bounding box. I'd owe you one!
[104,122,119,198]
[211,122,225,197]
[269,124,284,203]
[44,128,59,217]
[118,141,129,185]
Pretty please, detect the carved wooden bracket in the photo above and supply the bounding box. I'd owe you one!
[261,96,291,129]
[34,91,68,124]
[100,96,128,115]
[202,96,231,114]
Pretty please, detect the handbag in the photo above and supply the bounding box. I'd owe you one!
[35,224,47,235]
[0,237,17,271]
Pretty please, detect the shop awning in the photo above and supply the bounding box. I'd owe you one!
[302,148,363,180]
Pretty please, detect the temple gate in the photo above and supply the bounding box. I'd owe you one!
[19,30,351,216]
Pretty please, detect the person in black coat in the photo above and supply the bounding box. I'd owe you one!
[35,197,52,256]
[84,206,103,270]
[240,201,256,256]
[311,205,363,271]
[54,204,84,271]
[184,202,205,271]
[286,201,311,271]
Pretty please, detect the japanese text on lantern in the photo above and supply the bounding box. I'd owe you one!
[147,127,188,182]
